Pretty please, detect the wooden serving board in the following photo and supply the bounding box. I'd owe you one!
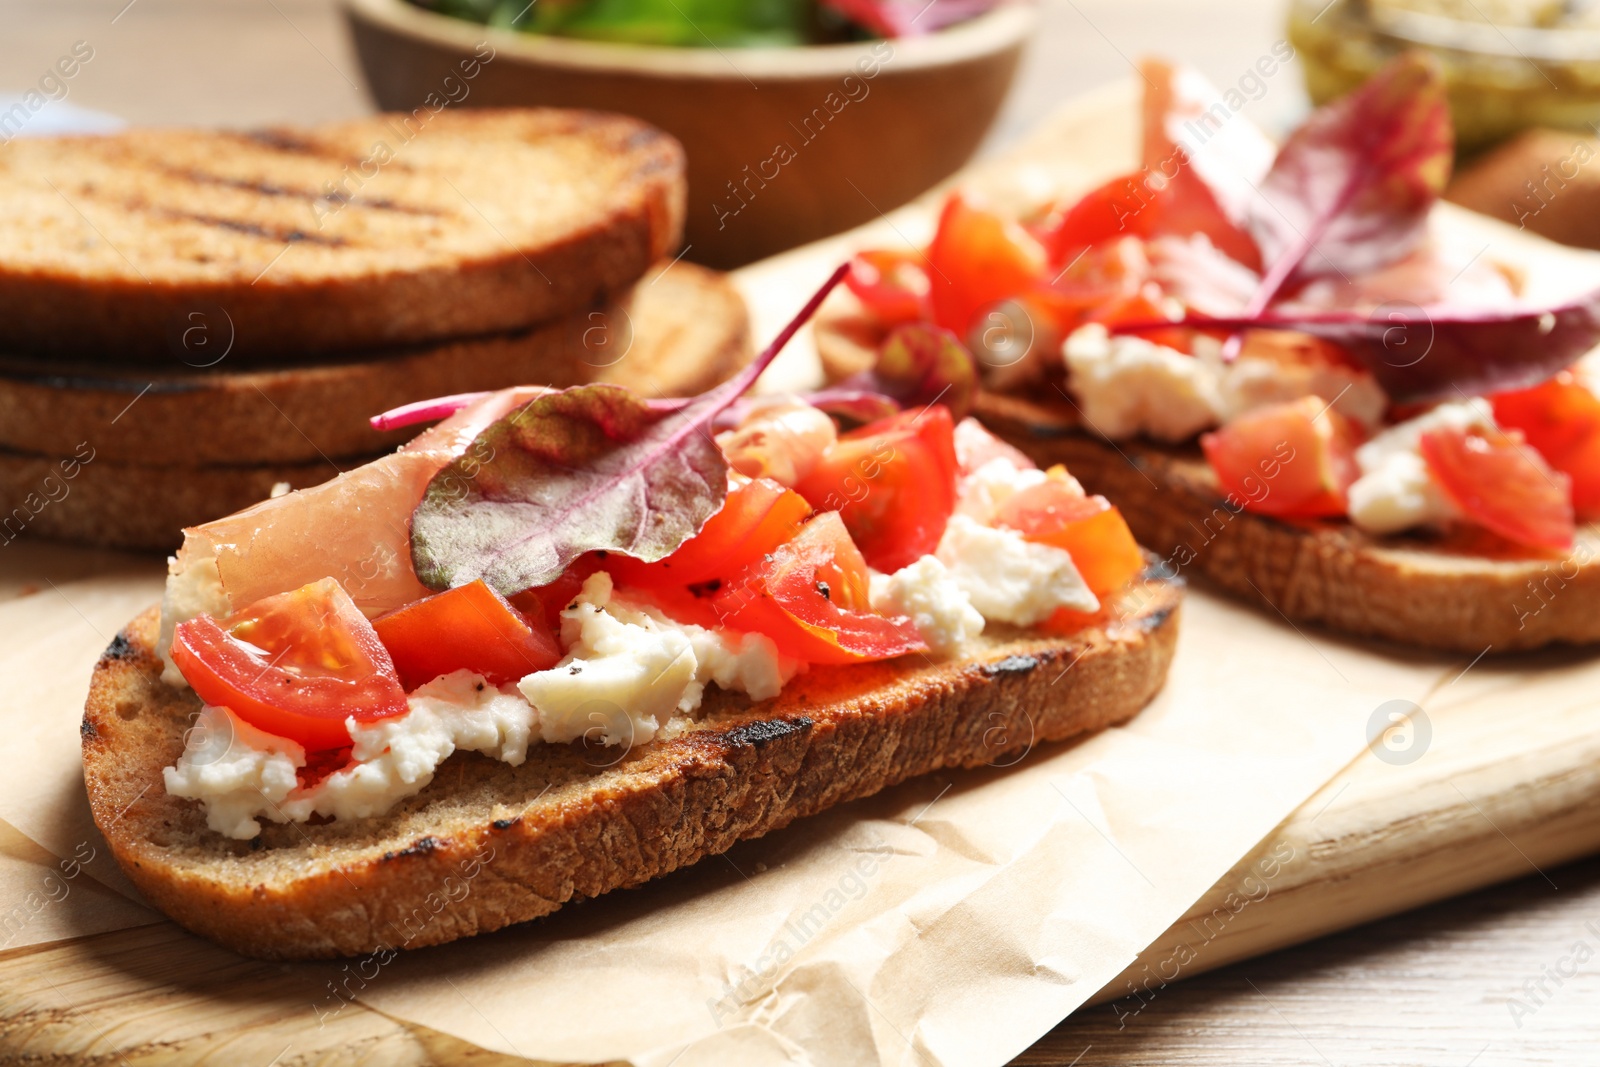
[3,84,1600,1064]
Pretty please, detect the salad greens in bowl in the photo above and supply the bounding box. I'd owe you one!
[410,0,1006,46]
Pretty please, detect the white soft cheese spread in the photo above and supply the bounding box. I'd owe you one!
[164,573,802,838]
[869,555,986,656]
[936,514,1099,626]
[163,670,535,839]
[519,572,801,748]
[955,457,1061,523]
[1064,323,1389,441]
[1217,350,1388,431]
[1064,323,1225,443]
[1346,399,1495,535]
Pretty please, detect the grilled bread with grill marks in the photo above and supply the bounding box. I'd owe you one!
[0,262,749,550]
[815,305,1600,654]
[84,576,1179,959]
[0,261,748,467]
[0,110,684,361]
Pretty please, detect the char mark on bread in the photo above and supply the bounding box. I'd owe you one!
[717,717,815,748]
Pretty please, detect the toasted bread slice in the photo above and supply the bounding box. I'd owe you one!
[0,261,749,466]
[84,576,1180,960]
[1446,129,1600,252]
[812,309,1600,653]
[0,110,684,360]
[0,448,365,552]
[977,392,1600,654]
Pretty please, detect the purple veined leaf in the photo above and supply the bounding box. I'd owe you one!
[410,263,849,595]
[802,387,903,424]
[835,321,978,421]
[1242,52,1453,319]
[1110,286,1600,404]
[819,0,1002,36]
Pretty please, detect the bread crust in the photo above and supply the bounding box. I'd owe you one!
[83,577,1180,960]
[0,110,685,360]
[0,448,367,552]
[0,261,749,466]
[977,392,1600,653]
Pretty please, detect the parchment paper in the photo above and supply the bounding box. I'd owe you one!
[348,593,1427,1066]
[0,556,1438,1066]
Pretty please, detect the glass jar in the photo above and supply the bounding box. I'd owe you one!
[1289,0,1600,151]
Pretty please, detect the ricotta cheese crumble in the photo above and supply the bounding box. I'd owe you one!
[164,573,804,838]
[1064,323,1225,443]
[1346,399,1495,535]
[869,555,985,656]
[936,515,1099,626]
[519,572,802,747]
[164,670,536,840]
[1063,323,1388,442]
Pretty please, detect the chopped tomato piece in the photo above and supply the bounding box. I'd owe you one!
[624,582,727,631]
[1201,397,1362,519]
[508,553,605,631]
[926,192,1048,338]
[606,476,812,590]
[1041,605,1107,635]
[844,249,931,326]
[374,579,560,690]
[1036,173,1154,268]
[1420,426,1575,551]
[1090,291,1192,354]
[171,578,408,751]
[795,405,959,573]
[1492,372,1600,517]
[712,512,926,664]
[1027,237,1150,335]
[994,470,1145,597]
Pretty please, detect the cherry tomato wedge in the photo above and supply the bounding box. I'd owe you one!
[1200,396,1362,519]
[927,192,1047,338]
[795,405,959,573]
[1089,291,1193,354]
[1492,372,1600,517]
[605,476,812,590]
[713,512,925,664]
[844,249,932,326]
[1036,173,1150,268]
[1027,237,1149,334]
[993,470,1145,597]
[508,553,605,631]
[374,579,560,691]
[1419,426,1576,551]
[171,578,408,752]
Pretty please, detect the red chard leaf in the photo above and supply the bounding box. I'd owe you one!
[411,264,848,594]
[1244,52,1452,316]
[1112,287,1600,404]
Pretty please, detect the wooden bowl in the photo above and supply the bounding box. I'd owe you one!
[343,0,1034,267]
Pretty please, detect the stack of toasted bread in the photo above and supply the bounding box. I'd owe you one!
[0,110,751,550]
